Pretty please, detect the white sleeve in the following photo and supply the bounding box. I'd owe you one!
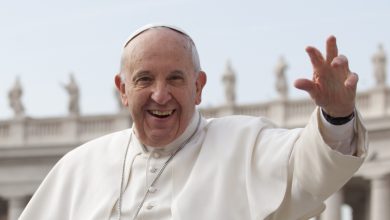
[319,110,356,155]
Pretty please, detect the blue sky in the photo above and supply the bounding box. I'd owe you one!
[1,0,389,118]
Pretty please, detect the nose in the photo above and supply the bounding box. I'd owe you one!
[151,82,172,105]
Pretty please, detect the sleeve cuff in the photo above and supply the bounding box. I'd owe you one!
[319,108,356,155]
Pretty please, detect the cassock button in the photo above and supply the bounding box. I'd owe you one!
[148,186,157,193]
[153,152,161,159]
[149,167,158,173]
[146,202,155,210]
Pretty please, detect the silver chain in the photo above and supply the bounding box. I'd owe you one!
[117,131,132,220]
[118,112,201,220]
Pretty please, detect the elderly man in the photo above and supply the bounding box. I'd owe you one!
[20,24,367,220]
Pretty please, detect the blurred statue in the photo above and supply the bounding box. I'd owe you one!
[372,44,387,87]
[274,56,288,99]
[8,77,25,117]
[62,73,80,116]
[222,60,236,106]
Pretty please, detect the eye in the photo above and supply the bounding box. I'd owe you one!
[168,71,185,84]
[137,76,152,82]
[133,73,153,86]
[169,75,184,81]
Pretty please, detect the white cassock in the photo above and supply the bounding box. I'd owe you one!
[20,107,368,220]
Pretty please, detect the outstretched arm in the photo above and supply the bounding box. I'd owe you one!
[270,37,368,219]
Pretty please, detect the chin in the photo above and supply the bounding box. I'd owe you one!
[148,133,174,145]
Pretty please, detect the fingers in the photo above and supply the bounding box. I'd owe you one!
[331,55,350,73]
[326,36,338,64]
[306,46,325,68]
[345,72,359,89]
[294,78,315,92]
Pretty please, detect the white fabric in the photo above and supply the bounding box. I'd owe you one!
[319,110,356,155]
[20,108,368,220]
[111,110,356,220]
[110,112,200,220]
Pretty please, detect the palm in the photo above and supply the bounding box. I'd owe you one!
[294,36,358,117]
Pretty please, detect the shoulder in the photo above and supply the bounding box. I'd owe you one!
[200,115,279,151]
[42,129,131,191]
[20,130,131,219]
[205,115,277,131]
[59,129,131,169]
[201,115,301,156]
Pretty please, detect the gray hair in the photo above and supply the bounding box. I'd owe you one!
[119,24,201,82]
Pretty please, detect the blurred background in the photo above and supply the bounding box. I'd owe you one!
[1,1,389,220]
[1,0,389,118]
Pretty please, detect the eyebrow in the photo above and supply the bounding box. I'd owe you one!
[131,71,152,81]
[170,70,185,76]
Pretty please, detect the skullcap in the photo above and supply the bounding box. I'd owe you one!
[123,23,191,48]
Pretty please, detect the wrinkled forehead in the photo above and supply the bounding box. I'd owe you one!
[123,24,193,48]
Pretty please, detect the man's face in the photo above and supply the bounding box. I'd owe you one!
[116,28,206,147]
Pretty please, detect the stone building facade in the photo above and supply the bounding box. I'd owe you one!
[0,47,389,220]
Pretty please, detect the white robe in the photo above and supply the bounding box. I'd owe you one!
[20,108,368,220]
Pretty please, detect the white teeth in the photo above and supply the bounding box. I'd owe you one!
[150,110,173,116]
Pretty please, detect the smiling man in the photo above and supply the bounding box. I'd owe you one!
[20,24,368,220]
[116,26,206,147]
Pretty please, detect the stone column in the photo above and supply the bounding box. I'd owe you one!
[8,117,26,146]
[269,100,287,126]
[321,190,343,220]
[370,175,390,220]
[368,87,388,116]
[7,196,27,220]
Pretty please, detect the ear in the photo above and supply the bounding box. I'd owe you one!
[195,71,207,105]
[114,74,128,106]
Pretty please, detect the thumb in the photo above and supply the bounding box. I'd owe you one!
[294,78,315,93]
[344,72,359,91]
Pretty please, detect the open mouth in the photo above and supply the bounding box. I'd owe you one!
[148,110,175,119]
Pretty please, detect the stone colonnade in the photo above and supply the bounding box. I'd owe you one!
[319,175,390,220]
[0,196,29,220]
[369,175,390,220]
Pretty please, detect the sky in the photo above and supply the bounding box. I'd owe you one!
[1,0,389,119]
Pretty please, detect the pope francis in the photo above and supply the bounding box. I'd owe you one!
[20,24,368,220]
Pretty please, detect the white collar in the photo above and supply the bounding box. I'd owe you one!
[132,111,200,155]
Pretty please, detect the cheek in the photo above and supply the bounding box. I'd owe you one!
[126,91,147,112]
[178,89,198,109]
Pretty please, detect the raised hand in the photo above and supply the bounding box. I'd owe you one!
[294,36,358,117]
